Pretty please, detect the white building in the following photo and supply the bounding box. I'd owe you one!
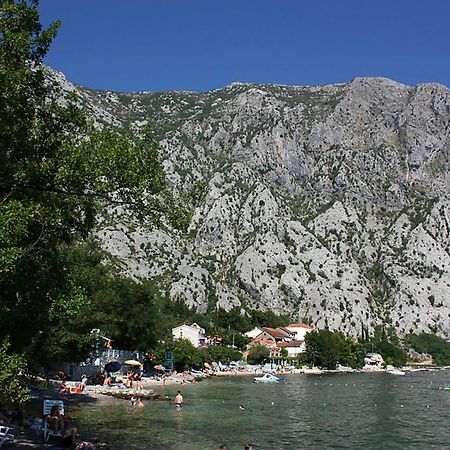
[172,323,207,348]
[244,327,263,339]
[284,323,313,341]
[277,340,307,357]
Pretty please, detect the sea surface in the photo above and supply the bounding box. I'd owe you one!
[71,370,450,450]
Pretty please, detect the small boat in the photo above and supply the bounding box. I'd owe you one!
[443,385,450,391]
[253,373,286,383]
[386,366,405,376]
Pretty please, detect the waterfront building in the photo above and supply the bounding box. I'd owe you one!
[172,323,208,348]
[253,326,294,343]
[276,340,306,357]
[284,323,314,341]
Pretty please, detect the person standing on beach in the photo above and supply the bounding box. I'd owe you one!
[175,390,183,407]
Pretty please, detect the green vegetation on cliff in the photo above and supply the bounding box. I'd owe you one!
[405,333,450,366]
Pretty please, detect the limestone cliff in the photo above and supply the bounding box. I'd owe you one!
[51,69,450,338]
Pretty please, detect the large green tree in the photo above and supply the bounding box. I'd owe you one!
[0,0,186,365]
[305,329,364,369]
[305,329,341,369]
[246,344,270,365]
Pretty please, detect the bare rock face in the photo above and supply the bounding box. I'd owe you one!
[55,68,450,338]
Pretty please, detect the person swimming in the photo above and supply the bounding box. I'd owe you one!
[130,396,144,407]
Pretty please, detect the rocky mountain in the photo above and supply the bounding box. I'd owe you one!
[51,69,450,338]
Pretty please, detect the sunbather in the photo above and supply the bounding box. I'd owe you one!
[45,404,67,435]
[59,381,70,395]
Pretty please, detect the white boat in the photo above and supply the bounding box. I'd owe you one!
[253,373,286,383]
[363,353,384,371]
[386,365,405,375]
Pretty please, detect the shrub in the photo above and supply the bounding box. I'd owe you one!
[405,333,450,366]
[0,341,28,409]
[246,344,270,365]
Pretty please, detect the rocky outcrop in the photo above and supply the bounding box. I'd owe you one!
[55,69,450,338]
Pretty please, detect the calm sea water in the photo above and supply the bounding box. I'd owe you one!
[71,370,450,450]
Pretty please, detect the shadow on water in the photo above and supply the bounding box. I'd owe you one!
[69,371,450,450]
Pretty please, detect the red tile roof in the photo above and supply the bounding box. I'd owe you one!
[278,326,294,334]
[261,327,291,339]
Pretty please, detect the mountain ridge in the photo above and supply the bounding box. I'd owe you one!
[50,67,450,339]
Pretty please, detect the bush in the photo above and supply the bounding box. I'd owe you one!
[376,339,407,367]
[203,346,242,365]
[0,341,28,409]
[246,344,270,365]
[405,333,450,366]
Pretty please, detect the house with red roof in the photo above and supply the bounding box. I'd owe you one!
[254,327,294,343]
[245,323,314,361]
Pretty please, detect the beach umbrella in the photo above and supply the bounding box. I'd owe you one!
[124,359,142,366]
[105,361,122,373]
[154,365,165,371]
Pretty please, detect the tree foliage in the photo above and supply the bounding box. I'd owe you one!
[246,344,270,365]
[405,332,450,366]
[364,326,407,367]
[305,329,364,369]
[0,0,187,364]
[0,340,28,409]
[203,345,242,365]
[305,329,340,369]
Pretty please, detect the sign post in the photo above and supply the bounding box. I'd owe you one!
[165,351,174,371]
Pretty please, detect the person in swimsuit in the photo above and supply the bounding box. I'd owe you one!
[175,390,183,407]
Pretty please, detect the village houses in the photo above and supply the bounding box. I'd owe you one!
[172,321,314,359]
[245,323,314,360]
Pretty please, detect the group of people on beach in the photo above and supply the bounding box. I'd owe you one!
[124,369,142,388]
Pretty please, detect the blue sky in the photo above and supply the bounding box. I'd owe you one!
[39,0,450,93]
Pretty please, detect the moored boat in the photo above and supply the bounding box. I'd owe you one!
[253,373,286,383]
[386,365,406,375]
